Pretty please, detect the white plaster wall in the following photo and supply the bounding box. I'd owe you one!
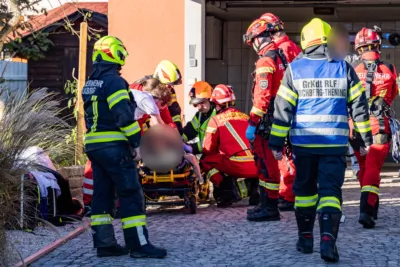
[183,0,205,124]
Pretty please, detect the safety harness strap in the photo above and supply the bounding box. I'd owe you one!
[362,60,380,100]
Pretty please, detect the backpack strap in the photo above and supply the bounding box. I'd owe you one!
[260,49,288,70]
[362,59,380,99]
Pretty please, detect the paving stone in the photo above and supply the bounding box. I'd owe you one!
[29,172,400,267]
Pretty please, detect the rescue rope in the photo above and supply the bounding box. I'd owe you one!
[388,108,400,163]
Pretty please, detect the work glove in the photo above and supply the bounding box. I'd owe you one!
[271,149,283,161]
[246,125,256,142]
[183,143,193,153]
[360,145,370,156]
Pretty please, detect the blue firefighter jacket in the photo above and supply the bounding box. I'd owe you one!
[82,62,141,152]
[269,49,373,155]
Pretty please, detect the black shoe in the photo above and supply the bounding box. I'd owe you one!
[97,244,129,258]
[295,209,315,254]
[247,187,265,214]
[358,212,376,229]
[247,198,280,222]
[278,200,294,212]
[130,244,167,258]
[319,213,341,263]
[247,201,263,215]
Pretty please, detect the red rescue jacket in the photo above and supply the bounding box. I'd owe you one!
[274,35,301,63]
[203,107,254,162]
[249,43,286,126]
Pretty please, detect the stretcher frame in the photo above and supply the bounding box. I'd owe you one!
[140,168,199,214]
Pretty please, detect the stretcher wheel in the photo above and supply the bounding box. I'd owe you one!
[189,195,197,214]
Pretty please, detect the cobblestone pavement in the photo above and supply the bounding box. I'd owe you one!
[31,169,400,267]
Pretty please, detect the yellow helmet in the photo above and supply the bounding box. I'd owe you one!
[153,60,182,86]
[300,18,331,50]
[92,36,128,66]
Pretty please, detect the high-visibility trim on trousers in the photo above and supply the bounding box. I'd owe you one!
[237,179,248,198]
[361,185,379,195]
[295,194,318,208]
[317,196,341,211]
[121,215,146,229]
[259,180,279,190]
[91,214,113,226]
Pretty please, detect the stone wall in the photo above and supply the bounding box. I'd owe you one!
[57,166,84,203]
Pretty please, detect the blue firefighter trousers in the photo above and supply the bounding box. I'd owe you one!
[292,151,346,214]
[86,144,149,250]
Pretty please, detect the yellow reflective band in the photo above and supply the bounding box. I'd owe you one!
[354,120,371,133]
[120,121,141,137]
[206,127,217,134]
[277,85,298,106]
[361,185,379,195]
[237,179,248,198]
[171,94,177,103]
[259,180,279,190]
[121,215,146,229]
[183,133,189,142]
[317,196,341,211]
[191,117,200,130]
[91,95,98,132]
[379,89,387,97]
[230,155,254,162]
[207,168,219,179]
[271,124,290,138]
[91,214,113,226]
[256,67,275,74]
[295,194,318,208]
[85,131,128,144]
[225,122,252,156]
[107,89,130,109]
[251,106,265,117]
[172,114,181,122]
[348,82,365,103]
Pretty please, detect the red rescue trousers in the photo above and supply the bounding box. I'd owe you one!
[278,154,295,202]
[354,143,390,208]
[253,135,281,199]
[201,154,258,186]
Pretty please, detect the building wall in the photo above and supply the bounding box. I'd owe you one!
[206,20,400,115]
[108,0,185,112]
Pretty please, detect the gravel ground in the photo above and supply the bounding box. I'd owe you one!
[5,221,85,266]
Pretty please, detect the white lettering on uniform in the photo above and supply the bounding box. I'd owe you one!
[82,80,104,95]
[356,72,391,81]
[293,78,347,99]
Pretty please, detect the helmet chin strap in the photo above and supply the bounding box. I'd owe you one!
[253,36,272,53]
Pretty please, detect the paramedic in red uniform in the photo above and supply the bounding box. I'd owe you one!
[243,19,285,221]
[201,84,259,207]
[260,13,301,210]
[351,27,398,229]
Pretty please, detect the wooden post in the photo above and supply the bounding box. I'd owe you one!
[76,22,88,164]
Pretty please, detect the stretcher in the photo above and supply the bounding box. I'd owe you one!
[139,158,207,214]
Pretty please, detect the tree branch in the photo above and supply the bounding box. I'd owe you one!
[0,0,22,51]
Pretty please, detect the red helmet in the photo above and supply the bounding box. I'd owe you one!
[354,27,381,52]
[243,19,275,46]
[211,84,236,105]
[260,13,284,31]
